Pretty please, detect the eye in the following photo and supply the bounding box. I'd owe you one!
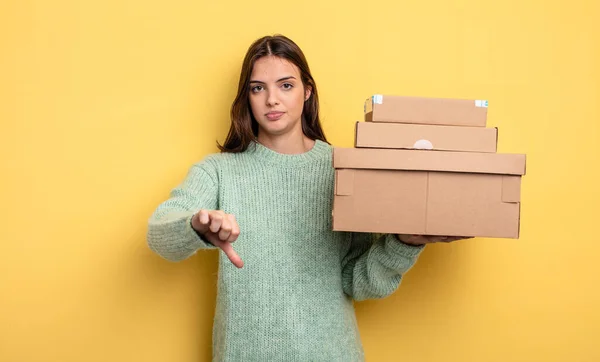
[250,85,263,93]
[282,83,293,90]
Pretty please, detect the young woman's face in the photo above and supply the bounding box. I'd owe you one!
[248,56,310,138]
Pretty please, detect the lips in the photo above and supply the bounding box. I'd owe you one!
[265,111,285,121]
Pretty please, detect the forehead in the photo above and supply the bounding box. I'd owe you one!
[250,56,300,80]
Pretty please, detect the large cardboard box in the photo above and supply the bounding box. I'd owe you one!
[364,95,488,127]
[355,121,498,153]
[332,148,526,238]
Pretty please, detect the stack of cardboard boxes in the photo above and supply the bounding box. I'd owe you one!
[332,95,527,239]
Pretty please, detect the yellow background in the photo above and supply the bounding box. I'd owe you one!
[1,0,598,361]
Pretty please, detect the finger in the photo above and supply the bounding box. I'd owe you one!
[437,236,470,243]
[228,215,240,243]
[406,236,421,244]
[405,235,428,245]
[426,236,448,243]
[199,209,210,225]
[220,242,244,268]
[193,210,210,234]
[451,236,473,242]
[218,217,232,241]
[209,211,224,233]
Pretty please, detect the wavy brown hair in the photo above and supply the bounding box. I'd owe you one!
[218,35,328,153]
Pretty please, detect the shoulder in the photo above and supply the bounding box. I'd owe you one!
[313,139,334,164]
[183,153,220,183]
[188,150,248,179]
[318,140,334,155]
[199,149,250,168]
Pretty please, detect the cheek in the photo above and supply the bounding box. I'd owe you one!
[249,95,263,117]
[289,90,305,113]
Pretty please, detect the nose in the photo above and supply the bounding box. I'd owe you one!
[266,90,280,107]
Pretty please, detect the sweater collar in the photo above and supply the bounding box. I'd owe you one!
[247,139,330,166]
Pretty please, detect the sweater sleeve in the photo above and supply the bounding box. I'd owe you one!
[341,232,425,301]
[147,160,219,262]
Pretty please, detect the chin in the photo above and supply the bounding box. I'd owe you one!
[259,121,290,135]
[264,128,288,137]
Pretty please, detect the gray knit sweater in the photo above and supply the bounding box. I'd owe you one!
[147,139,424,361]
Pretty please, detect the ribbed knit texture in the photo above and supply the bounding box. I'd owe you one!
[147,140,424,361]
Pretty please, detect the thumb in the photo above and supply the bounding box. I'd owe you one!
[205,234,243,269]
[220,242,244,268]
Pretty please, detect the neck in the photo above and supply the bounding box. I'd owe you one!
[257,129,316,154]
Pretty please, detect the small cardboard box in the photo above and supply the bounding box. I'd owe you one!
[332,148,526,238]
[355,121,498,153]
[364,95,488,127]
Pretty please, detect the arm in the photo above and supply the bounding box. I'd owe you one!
[147,161,218,262]
[341,233,425,301]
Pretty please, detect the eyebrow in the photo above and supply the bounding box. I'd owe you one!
[249,76,296,84]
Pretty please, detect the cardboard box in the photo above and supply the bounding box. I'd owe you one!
[364,95,488,127]
[355,121,498,153]
[332,148,526,238]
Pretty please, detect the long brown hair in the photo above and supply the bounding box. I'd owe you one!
[218,34,328,153]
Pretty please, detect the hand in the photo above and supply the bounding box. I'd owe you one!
[192,210,243,268]
[397,234,473,246]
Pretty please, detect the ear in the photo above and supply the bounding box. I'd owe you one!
[304,86,312,101]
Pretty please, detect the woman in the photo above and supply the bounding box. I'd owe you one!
[147,34,466,361]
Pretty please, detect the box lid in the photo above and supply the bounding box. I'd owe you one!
[333,148,526,175]
[355,121,498,153]
[364,94,488,127]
